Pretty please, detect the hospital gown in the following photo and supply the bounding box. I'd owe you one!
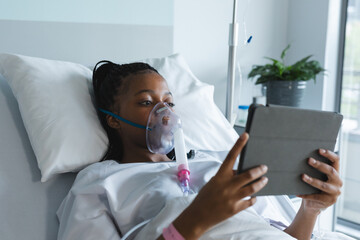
[56,152,301,240]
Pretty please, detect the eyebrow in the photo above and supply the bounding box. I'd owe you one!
[134,89,173,96]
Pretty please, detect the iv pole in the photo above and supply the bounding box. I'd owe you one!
[225,0,239,125]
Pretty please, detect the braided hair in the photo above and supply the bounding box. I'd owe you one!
[92,60,159,162]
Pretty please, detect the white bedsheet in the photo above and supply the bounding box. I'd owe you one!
[57,152,354,240]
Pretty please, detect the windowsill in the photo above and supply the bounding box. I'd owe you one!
[336,218,360,239]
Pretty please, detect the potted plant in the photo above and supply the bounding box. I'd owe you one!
[248,45,325,107]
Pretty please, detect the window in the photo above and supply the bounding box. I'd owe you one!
[336,0,360,236]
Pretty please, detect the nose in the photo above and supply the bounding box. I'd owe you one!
[162,116,170,125]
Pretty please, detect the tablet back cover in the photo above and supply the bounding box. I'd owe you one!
[238,105,343,196]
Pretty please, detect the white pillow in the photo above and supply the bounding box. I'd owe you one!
[0,54,109,182]
[0,53,237,182]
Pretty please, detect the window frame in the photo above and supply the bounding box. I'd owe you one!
[334,0,360,234]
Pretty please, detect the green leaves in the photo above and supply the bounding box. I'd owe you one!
[281,44,291,60]
[248,45,325,85]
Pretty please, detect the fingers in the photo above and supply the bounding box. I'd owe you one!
[236,176,268,198]
[308,158,341,183]
[300,151,343,211]
[218,133,249,176]
[234,196,257,212]
[302,174,341,196]
[233,165,268,187]
[319,149,340,171]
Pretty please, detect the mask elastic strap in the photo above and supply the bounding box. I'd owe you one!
[98,108,151,130]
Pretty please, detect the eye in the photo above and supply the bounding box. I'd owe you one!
[140,100,152,106]
[167,102,175,108]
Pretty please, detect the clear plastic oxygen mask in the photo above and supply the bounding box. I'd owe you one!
[99,102,191,194]
[146,102,190,194]
[146,102,180,155]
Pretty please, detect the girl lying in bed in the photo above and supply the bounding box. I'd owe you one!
[57,61,343,240]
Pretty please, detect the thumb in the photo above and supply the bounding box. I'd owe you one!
[218,133,249,176]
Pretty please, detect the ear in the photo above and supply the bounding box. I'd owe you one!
[106,115,121,129]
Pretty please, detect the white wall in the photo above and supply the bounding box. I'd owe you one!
[0,0,173,26]
[174,0,289,112]
[0,20,173,66]
[236,0,289,107]
[286,0,330,110]
[173,0,232,112]
[0,1,174,66]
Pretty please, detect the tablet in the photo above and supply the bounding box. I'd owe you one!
[237,104,343,196]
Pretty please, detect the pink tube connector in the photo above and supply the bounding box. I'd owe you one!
[177,164,190,194]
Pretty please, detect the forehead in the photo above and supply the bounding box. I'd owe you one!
[126,72,169,93]
[112,72,170,108]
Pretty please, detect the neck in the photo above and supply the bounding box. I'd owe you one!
[121,145,171,163]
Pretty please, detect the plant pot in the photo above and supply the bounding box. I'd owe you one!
[265,80,307,107]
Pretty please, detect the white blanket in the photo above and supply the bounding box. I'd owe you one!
[57,152,354,240]
[134,194,294,240]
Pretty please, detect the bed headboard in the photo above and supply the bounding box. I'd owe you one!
[0,13,174,239]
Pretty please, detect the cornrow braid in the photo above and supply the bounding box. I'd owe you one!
[92,60,159,162]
